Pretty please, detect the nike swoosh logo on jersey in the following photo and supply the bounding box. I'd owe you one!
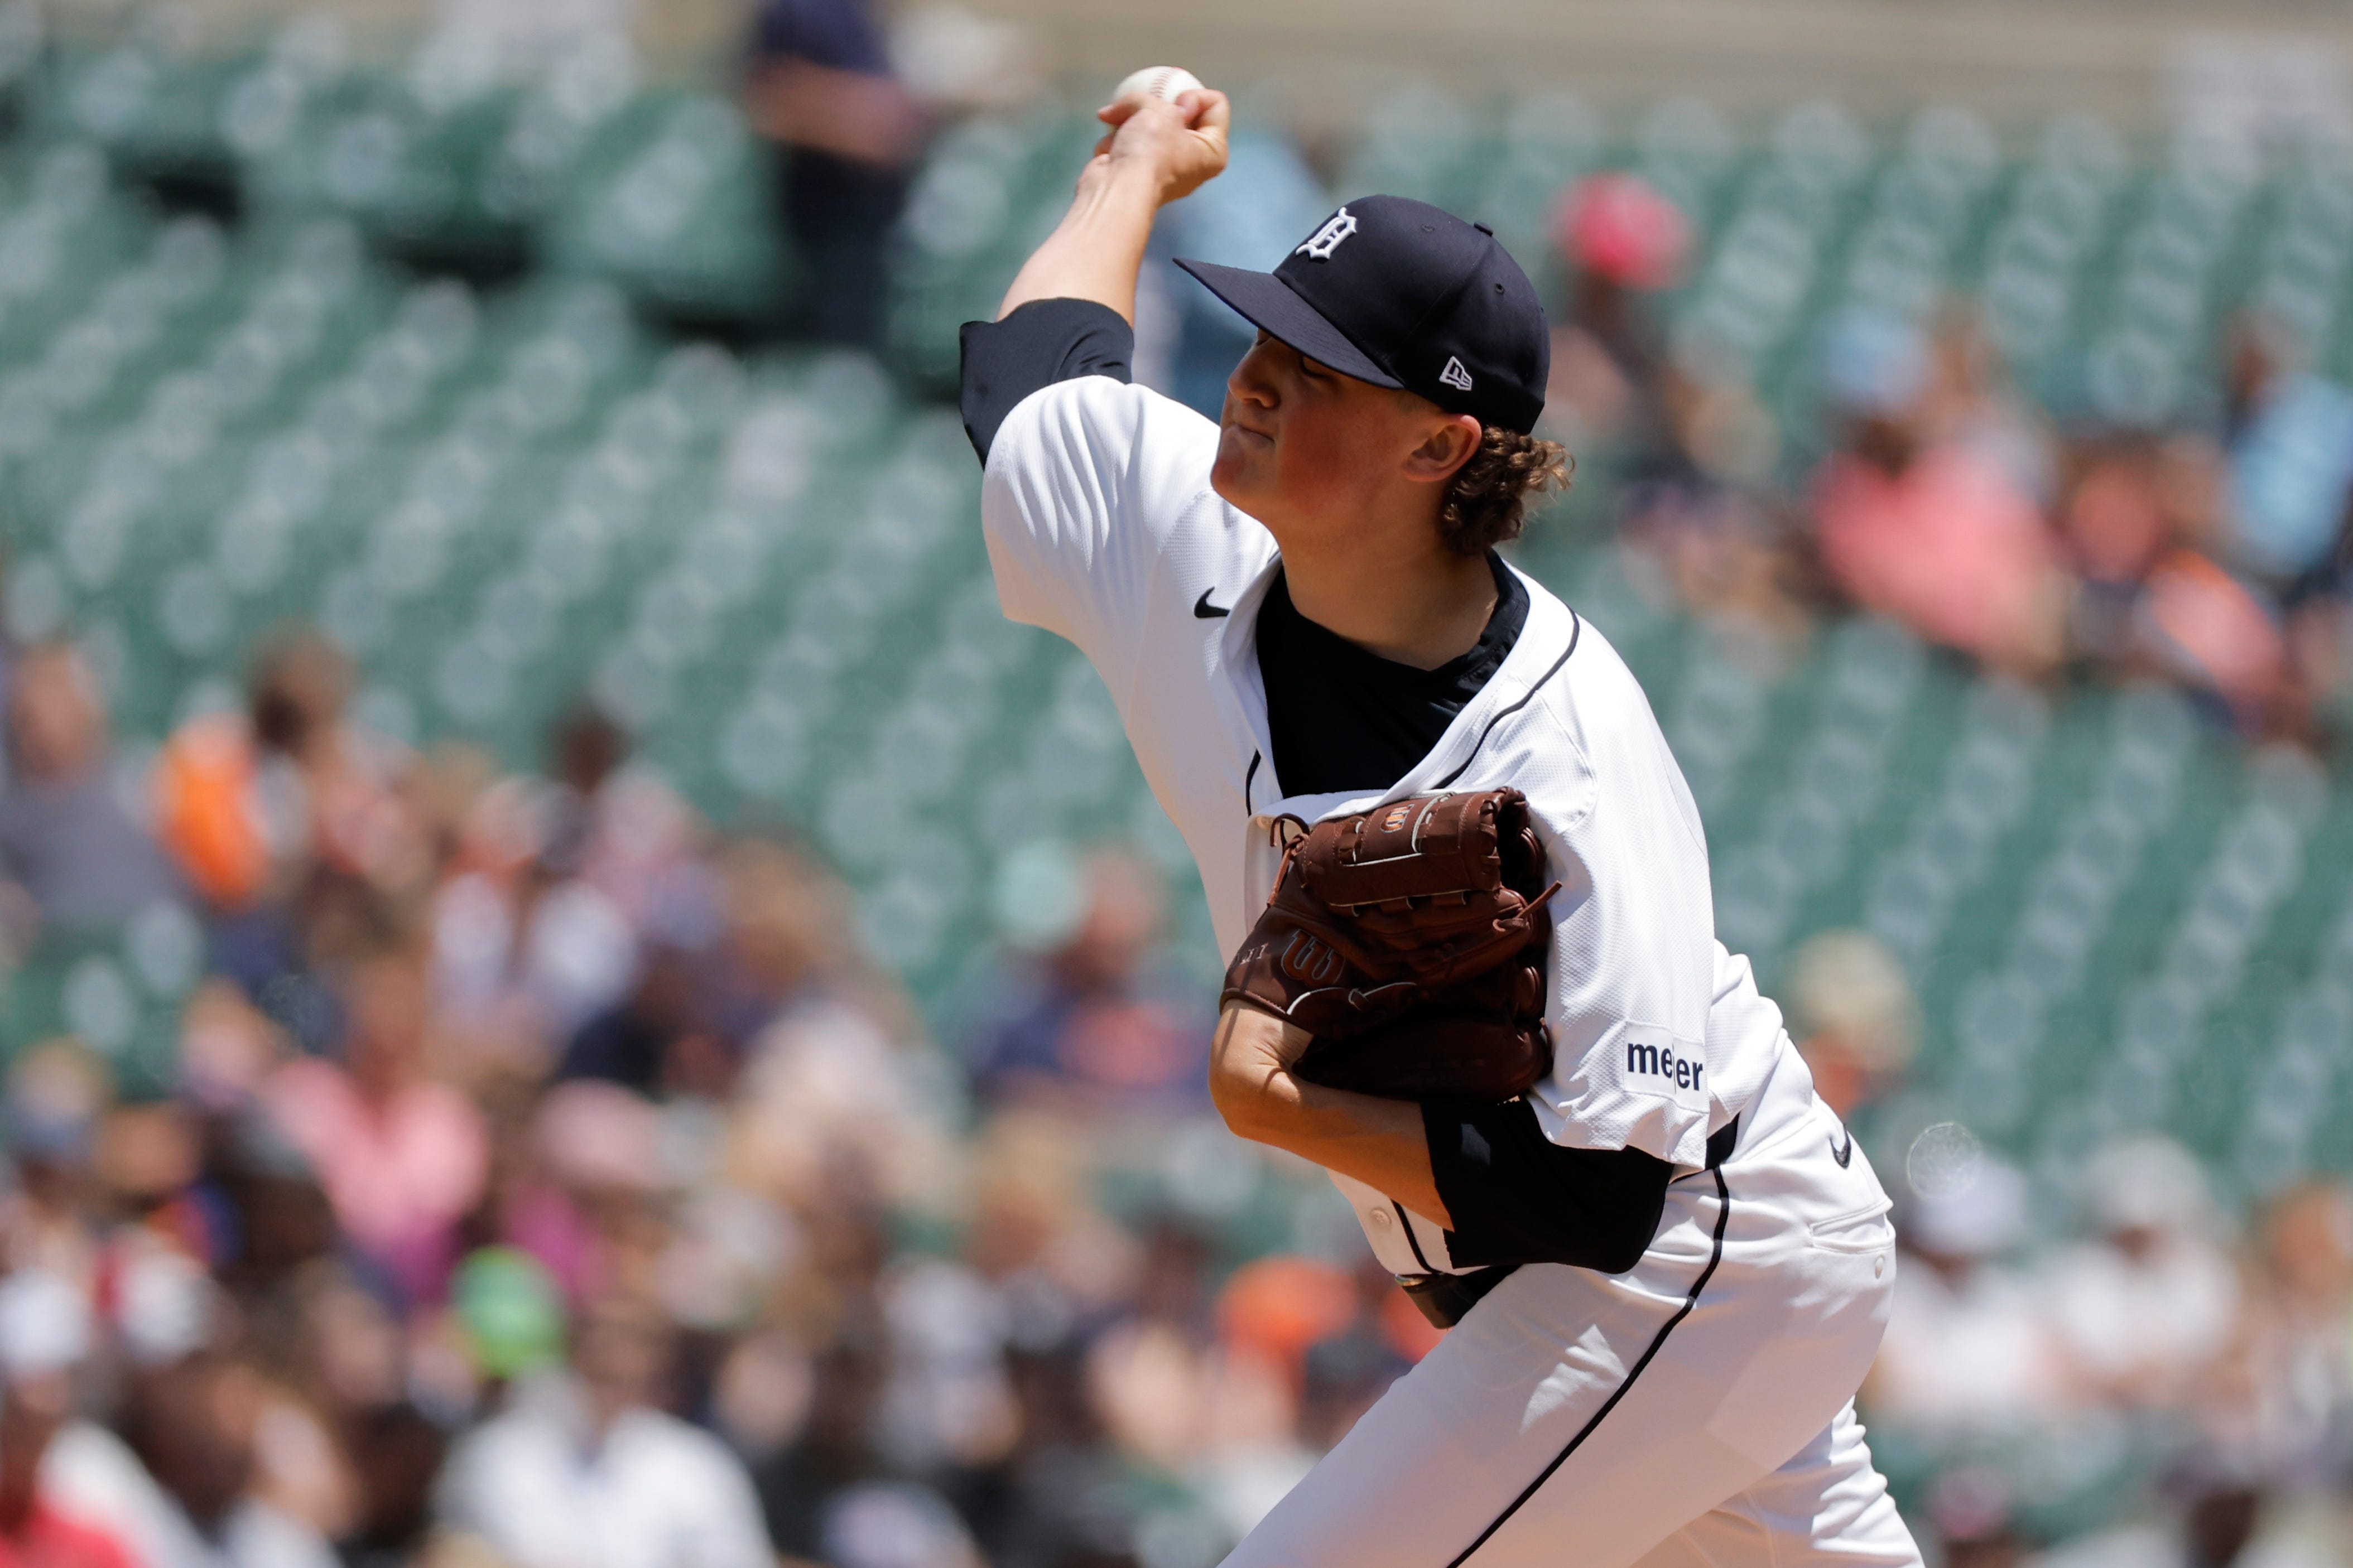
[1194,588,1229,619]
[1830,1129,1853,1168]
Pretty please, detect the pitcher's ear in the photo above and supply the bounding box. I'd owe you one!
[1404,414,1484,484]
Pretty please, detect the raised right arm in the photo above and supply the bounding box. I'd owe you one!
[959,84,1229,461]
[995,85,1230,323]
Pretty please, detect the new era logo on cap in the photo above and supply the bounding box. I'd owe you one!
[1173,195,1550,433]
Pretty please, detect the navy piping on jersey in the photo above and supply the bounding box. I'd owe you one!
[1429,609,1582,791]
[1244,606,1581,823]
[1390,1197,1436,1272]
[1442,1165,1733,1567]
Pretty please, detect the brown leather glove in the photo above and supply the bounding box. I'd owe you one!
[1221,789,1558,1102]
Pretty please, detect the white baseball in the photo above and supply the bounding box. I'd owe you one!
[1110,66,1204,110]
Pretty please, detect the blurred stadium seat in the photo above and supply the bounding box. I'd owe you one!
[0,27,2341,1218]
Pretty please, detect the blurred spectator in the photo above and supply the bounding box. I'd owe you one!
[2131,435,2296,733]
[1083,1214,1307,1553]
[154,630,421,916]
[439,706,711,1079]
[1190,1255,1356,1540]
[263,947,489,1308]
[1866,1155,2076,1437]
[2036,1455,2272,1568]
[0,97,2344,1568]
[2,1045,112,1289]
[1784,929,1919,1122]
[108,1348,344,1568]
[0,1271,139,1568]
[2200,1181,2353,1490]
[336,1402,450,1568]
[2134,547,2293,734]
[1918,311,2058,508]
[744,0,923,350]
[437,1292,773,1567]
[451,1246,567,1390]
[543,706,708,935]
[965,843,1212,1116]
[511,1080,667,1307]
[2220,316,2353,595]
[1613,360,1811,647]
[1926,1465,2027,1568]
[728,851,955,1220]
[1543,172,1687,460]
[2057,431,2298,732]
[2043,1136,2240,1412]
[0,641,179,933]
[2058,433,2176,669]
[749,1330,889,1561]
[556,944,709,1096]
[1812,313,2070,678]
[433,787,641,1069]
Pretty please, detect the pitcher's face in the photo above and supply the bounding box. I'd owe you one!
[1212,332,1474,551]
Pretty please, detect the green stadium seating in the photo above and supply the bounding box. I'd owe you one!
[0,36,2344,1236]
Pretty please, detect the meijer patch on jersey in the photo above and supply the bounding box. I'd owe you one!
[1614,1022,1709,1112]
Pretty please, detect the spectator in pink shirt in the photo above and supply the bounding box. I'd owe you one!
[1812,313,2070,677]
[264,948,489,1307]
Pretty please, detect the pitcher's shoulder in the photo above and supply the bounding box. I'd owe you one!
[987,374,1222,483]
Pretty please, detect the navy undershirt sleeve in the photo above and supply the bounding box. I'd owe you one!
[957,297,1136,462]
[1423,1099,1673,1273]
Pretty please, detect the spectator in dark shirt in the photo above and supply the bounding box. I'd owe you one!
[0,641,179,932]
[965,846,1211,1115]
[744,0,923,350]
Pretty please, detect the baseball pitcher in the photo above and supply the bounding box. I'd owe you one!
[956,81,1923,1568]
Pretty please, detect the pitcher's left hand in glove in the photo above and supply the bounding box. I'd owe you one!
[1220,789,1559,1101]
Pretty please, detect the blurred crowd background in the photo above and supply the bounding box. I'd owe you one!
[0,1,2346,1566]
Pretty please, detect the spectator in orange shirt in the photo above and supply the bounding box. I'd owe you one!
[153,629,421,915]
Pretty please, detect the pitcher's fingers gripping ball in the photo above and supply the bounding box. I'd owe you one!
[1110,65,1204,109]
[1091,65,1221,172]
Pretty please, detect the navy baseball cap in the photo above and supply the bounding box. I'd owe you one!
[1175,195,1550,434]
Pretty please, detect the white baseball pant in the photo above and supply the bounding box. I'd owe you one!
[1223,1085,1922,1567]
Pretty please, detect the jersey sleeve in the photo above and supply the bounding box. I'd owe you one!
[978,374,1223,696]
[1519,662,1725,1168]
[959,298,1135,461]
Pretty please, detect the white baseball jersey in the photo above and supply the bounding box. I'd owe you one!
[981,372,1920,1567]
[983,373,1786,1270]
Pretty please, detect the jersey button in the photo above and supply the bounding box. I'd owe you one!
[1369,1207,1394,1231]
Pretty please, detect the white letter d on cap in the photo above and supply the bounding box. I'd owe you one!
[1296,208,1357,260]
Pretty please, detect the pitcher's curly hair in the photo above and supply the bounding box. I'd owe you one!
[1437,427,1572,557]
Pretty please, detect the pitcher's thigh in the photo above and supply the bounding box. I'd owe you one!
[1221,1274,1788,1568]
[1635,1406,1922,1568]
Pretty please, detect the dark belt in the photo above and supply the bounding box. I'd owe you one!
[1396,1115,1741,1330]
[1399,1265,1518,1329]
